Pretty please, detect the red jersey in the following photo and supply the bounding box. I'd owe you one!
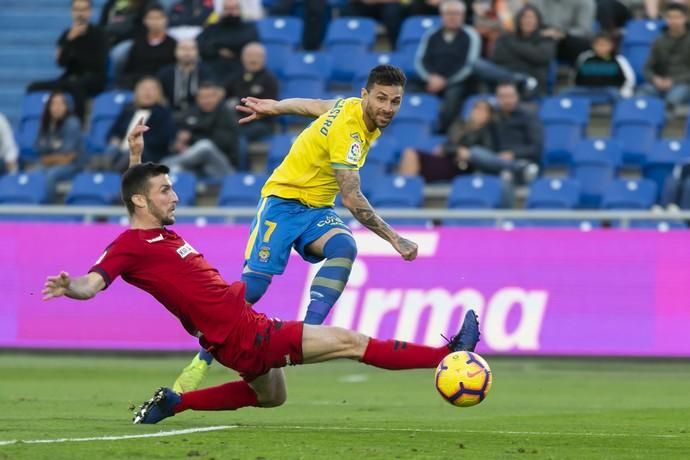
[90,227,246,345]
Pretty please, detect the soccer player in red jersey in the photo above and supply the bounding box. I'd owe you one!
[42,121,480,424]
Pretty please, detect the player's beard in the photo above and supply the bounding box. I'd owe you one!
[147,199,175,226]
[365,104,393,129]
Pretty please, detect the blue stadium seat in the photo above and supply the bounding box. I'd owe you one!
[21,91,51,119]
[264,42,294,79]
[324,17,378,49]
[397,16,439,54]
[257,16,303,48]
[621,19,663,82]
[87,90,133,153]
[283,51,333,80]
[539,97,590,167]
[280,76,326,99]
[444,175,504,226]
[571,138,622,208]
[0,171,48,204]
[218,173,269,207]
[385,120,432,151]
[169,171,197,206]
[266,133,296,172]
[396,93,440,128]
[526,177,581,209]
[15,118,41,163]
[643,139,690,202]
[601,178,657,209]
[351,51,403,88]
[65,172,121,205]
[368,174,424,208]
[366,136,399,169]
[623,219,687,231]
[409,134,446,152]
[359,163,387,197]
[612,97,665,167]
[329,44,369,84]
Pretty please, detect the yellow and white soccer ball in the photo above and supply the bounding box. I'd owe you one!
[435,351,492,407]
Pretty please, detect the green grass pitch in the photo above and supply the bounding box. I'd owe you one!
[1,353,689,459]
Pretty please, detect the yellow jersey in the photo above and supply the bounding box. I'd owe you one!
[261,98,381,207]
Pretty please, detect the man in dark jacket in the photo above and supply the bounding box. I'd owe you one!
[641,3,690,111]
[27,0,108,121]
[163,82,240,177]
[491,5,556,97]
[225,42,279,141]
[196,0,259,80]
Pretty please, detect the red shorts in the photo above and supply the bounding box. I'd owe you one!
[201,309,304,382]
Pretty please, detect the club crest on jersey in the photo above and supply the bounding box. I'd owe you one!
[258,246,271,262]
[346,141,362,164]
[176,241,198,258]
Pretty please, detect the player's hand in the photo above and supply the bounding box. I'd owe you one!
[127,117,149,160]
[394,237,418,261]
[42,271,71,301]
[236,97,279,124]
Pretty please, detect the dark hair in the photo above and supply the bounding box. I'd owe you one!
[496,81,518,92]
[365,65,407,90]
[121,162,170,215]
[665,3,688,15]
[198,80,222,90]
[593,32,615,43]
[40,91,73,134]
[144,3,166,16]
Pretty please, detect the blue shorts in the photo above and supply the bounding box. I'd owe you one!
[243,196,351,275]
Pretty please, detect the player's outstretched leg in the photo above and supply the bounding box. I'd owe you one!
[304,233,357,325]
[171,349,213,393]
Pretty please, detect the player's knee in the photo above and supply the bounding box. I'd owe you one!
[241,271,272,304]
[257,385,287,408]
[337,328,369,357]
[323,233,357,261]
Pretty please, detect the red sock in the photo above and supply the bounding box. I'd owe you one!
[175,380,259,413]
[360,339,448,370]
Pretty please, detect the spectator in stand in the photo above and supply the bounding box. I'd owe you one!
[641,3,690,113]
[169,0,215,26]
[642,0,690,19]
[158,40,214,121]
[0,113,19,174]
[93,77,175,171]
[27,0,107,122]
[492,4,556,97]
[596,0,633,37]
[343,0,405,48]
[117,4,177,89]
[472,0,525,54]
[572,32,636,100]
[163,82,240,178]
[29,92,84,200]
[529,0,596,65]
[196,0,259,80]
[414,0,537,132]
[225,42,278,141]
[100,0,155,79]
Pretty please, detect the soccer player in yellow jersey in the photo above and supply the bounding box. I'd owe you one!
[173,65,419,392]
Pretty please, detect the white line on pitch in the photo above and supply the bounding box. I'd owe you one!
[0,425,236,447]
[242,425,682,439]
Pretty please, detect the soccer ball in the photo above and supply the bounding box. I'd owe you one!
[435,351,492,407]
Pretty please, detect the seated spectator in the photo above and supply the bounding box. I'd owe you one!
[472,0,524,54]
[414,0,536,132]
[225,42,279,141]
[640,3,690,112]
[343,0,404,48]
[99,0,154,47]
[492,4,556,97]
[28,92,84,200]
[398,99,496,182]
[0,113,19,174]
[27,0,107,121]
[571,32,636,100]
[117,4,177,89]
[169,0,214,27]
[163,82,240,178]
[596,0,633,37]
[196,0,259,80]
[158,39,214,121]
[530,0,595,65]
[92,77,175,171]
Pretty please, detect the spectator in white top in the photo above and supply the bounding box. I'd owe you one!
[0,113,19,174]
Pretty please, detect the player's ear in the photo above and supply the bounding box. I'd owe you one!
[360,87,368,100]
[131,193,147,210]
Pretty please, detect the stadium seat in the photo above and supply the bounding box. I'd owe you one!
[0,171,48,204]
[280,76,326,100]
[642,139,690,202]
[397,16,439,54]
[266,133,296,172]
[16,91,54,161]
[329,44,369,85]
[283,52,333,80]
[65,172,121,205]
[571,138,622,208]
[169,171,197,206]
[623,219,687,231]
[539,97,590,167]
[257,16,303,48]
[526,177,581,209]
[621,19,663,82]
[86,90,133,153]
[408,135,446,153]
[368,174,424,208]
[385,120,432,151]
[601,178,657,209]
[218,173,269,207]
[264,42,294,79]
[366,136,399,169]
[396,93,440,128]
[324,17,377,49]
[612,97,665,166]
[444,175,504,227]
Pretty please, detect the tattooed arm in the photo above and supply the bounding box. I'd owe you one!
[335,169,418,261]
